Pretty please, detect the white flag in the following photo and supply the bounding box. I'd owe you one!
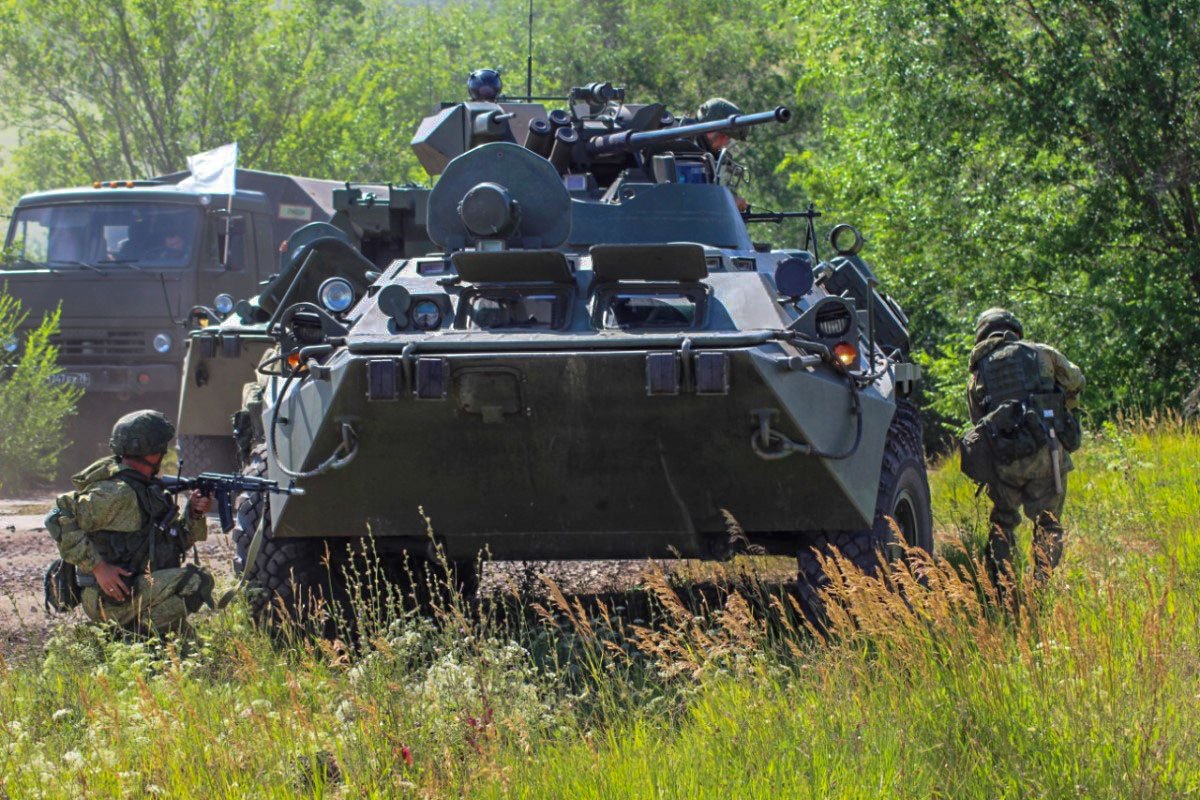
[179,142,238,195]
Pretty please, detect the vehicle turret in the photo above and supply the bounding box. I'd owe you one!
[410,71,789,191]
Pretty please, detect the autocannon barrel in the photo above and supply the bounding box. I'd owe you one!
[585,106,791,156]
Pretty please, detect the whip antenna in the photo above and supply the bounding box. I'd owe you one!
[525,0,534,101]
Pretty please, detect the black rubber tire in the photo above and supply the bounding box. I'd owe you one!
[231,444,335,627]
[231,445,479,633]
[176,433,240,475]
[796,399,933,606]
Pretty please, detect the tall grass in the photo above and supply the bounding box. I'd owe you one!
[2,416,1198,798]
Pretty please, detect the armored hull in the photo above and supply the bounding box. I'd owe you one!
[268,334,897,559]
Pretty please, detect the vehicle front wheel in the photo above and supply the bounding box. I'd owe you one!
[796,399,933,609]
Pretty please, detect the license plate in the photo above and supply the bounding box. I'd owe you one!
[49,371,91,388]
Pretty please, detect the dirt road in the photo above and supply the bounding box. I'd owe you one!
[1,492,796,658]
[0,493,234,657]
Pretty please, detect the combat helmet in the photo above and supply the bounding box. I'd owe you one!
[697,97,746,139]
[974,307,1023,343]
[110,410,176,457]
[467,69,502,102]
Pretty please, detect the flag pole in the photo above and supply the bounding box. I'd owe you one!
[223,143,238,266]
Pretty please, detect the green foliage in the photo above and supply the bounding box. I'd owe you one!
[789,0,1200,439]
[0,286,80,491]
[0,0,359,181]
[0,0,1197,438]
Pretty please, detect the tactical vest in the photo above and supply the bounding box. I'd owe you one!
[77,471,187,580]
[976,341,1055,412]
[974,340,1079,448]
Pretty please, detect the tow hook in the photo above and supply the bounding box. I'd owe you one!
[749,408,812,460]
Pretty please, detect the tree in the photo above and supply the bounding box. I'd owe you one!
[790,0,1200,434]
[0,287,80,490]
[0,0,360,186]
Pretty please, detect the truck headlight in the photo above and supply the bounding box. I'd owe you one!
[153,333,172,353]
[318,278,355,313]
[2,335,17,354]
[214,293,235,316]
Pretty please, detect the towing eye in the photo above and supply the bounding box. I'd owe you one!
[268,350,361,480]
[749,373,864,461]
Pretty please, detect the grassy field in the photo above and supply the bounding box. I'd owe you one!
[1,416,1197,798]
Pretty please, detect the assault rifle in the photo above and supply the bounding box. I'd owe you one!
[161,472,305,532]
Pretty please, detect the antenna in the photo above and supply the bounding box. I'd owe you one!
[426,0,434,107]
[525,0,534,101]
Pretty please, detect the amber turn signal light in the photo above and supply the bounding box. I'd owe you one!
[832,341,858,368]
[286,352,308,373]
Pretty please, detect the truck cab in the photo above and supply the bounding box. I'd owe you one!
[1,170,349,466]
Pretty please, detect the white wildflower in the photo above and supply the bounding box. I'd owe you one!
[62,750,84,768]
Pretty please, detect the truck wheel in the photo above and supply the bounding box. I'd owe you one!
[796,399,932,610]
[176,434,239,475]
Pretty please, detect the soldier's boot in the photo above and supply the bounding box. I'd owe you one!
[986,525,1018,611]
[1032,512,1065,586]
[215,588,240,610]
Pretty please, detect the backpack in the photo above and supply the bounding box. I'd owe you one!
[44,558,81,613]
[959,399,1049,483]
[977,341,1048,410]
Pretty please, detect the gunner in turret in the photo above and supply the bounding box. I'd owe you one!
[695,97,749,212]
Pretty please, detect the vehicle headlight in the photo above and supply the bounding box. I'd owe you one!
[815,302,853,338]
[213,293,235,316]
[153,333,172,353]
[411,299,442,330]
[318,277,355,313]
[2,335,17,354]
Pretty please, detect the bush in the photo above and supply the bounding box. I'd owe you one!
[0,287,81,492]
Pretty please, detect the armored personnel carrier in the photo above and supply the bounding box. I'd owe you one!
[234,74,930,617]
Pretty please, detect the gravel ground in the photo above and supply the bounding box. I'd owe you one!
[0,493,237,657]
[1,492,798,658]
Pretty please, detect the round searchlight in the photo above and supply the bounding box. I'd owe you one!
[318,277,356,314]
[774,255,815,299]
[153,333,172,354]
[213,293,235,316]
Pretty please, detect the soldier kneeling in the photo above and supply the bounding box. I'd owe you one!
[46,410,216,636]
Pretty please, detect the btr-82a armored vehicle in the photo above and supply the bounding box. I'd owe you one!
[232,75,930,617]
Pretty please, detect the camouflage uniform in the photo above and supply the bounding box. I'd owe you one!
[46,412,213,635]
[967,310,1085,582]
[233,345,277,462]
[695,98,749,209]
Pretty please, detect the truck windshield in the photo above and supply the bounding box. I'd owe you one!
[3,202,201,270]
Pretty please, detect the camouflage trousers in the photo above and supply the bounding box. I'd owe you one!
[81,565,214,635]
[986,465,1067,585]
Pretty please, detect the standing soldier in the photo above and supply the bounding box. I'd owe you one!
[967,308,1085,586]
[45,410,217,636]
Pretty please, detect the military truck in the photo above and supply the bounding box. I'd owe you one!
[175,183,433,473]
[232,76,930,619]
[0,169,352,468]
